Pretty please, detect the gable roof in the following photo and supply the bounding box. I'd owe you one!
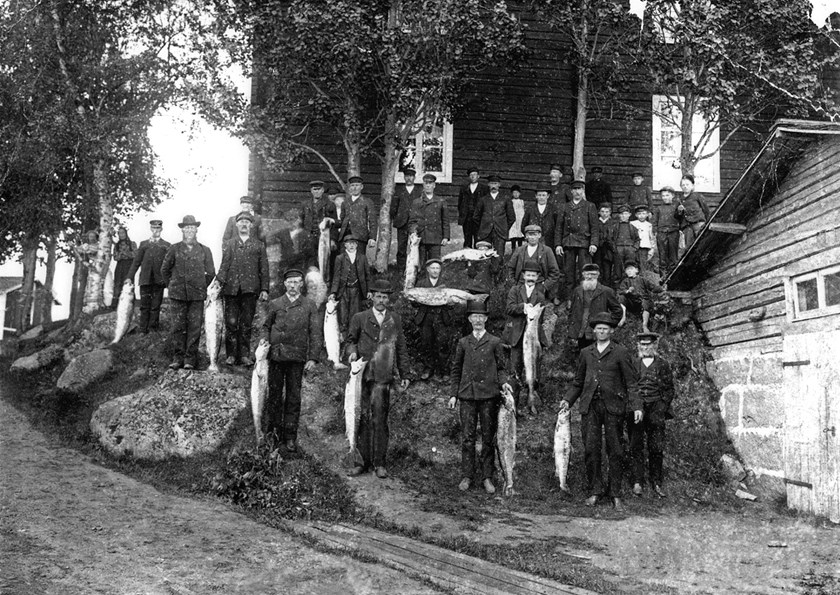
[0,276,61,305]
[665,119,840,291]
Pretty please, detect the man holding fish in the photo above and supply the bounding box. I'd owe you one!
[407,173,450,267]
[301,180,336,270]
[390,168,421,272]
[413,258,452,381]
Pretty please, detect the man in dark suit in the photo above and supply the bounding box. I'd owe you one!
[301,180,336,267]
[216,212,270,366]
[329,234,370,339]
[473,174,515,268]
[449,300,511,494]
[521,184,560,252]
[222,195,262,244]
[567,263,623,352]
[555,180,600,298]
[329,192,347,275]
[585,166,613,207]
[339,176,377,248]
[414,258,451,381]
[346,279,410,479]
[548,164,572,206]
[127,219,171,334]
[559,312,642,511]
[457,166,488,248]
[390,168,420,270]
[408,173,450,266]
[507,225,561,302]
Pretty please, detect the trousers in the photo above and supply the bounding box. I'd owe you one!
[169,299,204,365]
[224,291,258,361]
[267,360,305,441]
[138,284,165,331]
[581,398,625,498]
[628,400,667,486]
[459,398,499,480]
[358,381,391,468]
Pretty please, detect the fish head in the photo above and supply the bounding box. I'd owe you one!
[409,233,420,246]
[207,278,222,299]
[526,303,545,321]
[502,385,516,411]
[122,279,134,293]
[319,217,334,231]
[255,339,270,360]
[350,358,367,375]
[326,297,338,313]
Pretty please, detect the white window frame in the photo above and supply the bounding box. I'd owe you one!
[395,121,453,184]
[651,95,720,194]
[785,264,840,322]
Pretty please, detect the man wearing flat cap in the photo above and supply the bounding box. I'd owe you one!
[414,258,452,381]
[585,166,613,207]
[222,195,262,245]
[629,332,674,499]
[127,219,171,334]
[390,168,421,271]
[301,179,337,269]
[161,215,216,370]
[567,263,623,353]
[346,279,410,479]
[559,312,641,511]
[549,164,572,206]
[263,268,322,451]
[556,179,600,297]
[408,173,450,267]
[507,223,561,302]
[339,176,377,249]
[217,211,270,366]
[457,166,488,248]
[521,183,560,254]
[473,174,515,269]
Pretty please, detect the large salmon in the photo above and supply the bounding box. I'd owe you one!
[442,248,498,262]
[403,232,421,290]
[497,384,517,496]
[344,358,368,467]
[250,339,270,445]
[204,278,224,372]
[403,287,488,307]
[111,280,135,344]
[554,407,572,492]
[305,267,328,309]
[324,297,347,370]
[318,217,334,280]
[522,303,544,415]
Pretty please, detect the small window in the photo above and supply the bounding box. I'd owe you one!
[395,120,453,184]
[825,270,840,307]
[788,265,840,320]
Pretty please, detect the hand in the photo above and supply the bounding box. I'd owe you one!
[328,293,337,302]
[677,204,685,212]
[441,239,449,246]
[304,360,316,373]
[588,245,597,255]
[558,400,570,412]
[448,396,457,409]
[502,382,513,394]
[368,239,376,247]
[349,352,358,363]
[555,246,564,257]
[366,292,372,299]
[400,378,410,390]
[634,410,643,424]
[330,241,336,251]
[259,291,269,302]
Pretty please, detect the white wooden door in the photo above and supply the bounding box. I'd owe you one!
[783,331,840,523]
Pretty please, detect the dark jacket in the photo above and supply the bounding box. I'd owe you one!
[520,202,560,249]
[127,238,171,286]
[652,201,682,233]
[330,252,370,297]
[618,273,663,308]
[507,244,561,300]
[564,341,641,415]
[635,355,674,406]
[567,283,623,340]
[612,221,641,249]
[216,236,270,296]
[595,217,618,254]
[264,294,322,362]
[413,274,451,326]
[161,241,215,301]
[549,182,572,205]
[222,213,263,244]
[457,181,489,225]
[451,331,508,401]
[556,199,600,248]
[301,197,330,237]
[473,192,515,241]
[677,192,710,225]
[408,195,450,245]
[347,308,409,382]
[586,179,613,206]
[339,195,377,244]
[391,184,421,229]
[502,284,548,347]
[628,186,653,211]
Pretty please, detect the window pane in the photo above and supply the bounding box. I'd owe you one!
[825,271,840,307]
[796,278,819,312]
[421,123,444,173]
[398,146,417,176]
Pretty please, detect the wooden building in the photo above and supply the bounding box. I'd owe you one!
[667,119,840,523]
[0,277,60,338]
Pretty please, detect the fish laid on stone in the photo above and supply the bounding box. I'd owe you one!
[250,339,270,445]
[523,303,544,415]
[111,280,135,344]
[442,248,498,262]
[403,232,421,291]
[324,297,347,370]
[305,267,328,309]
[554,406,572,492]
[497,383,517,496]
[344,358,368,467]
[204,278,224,372]
[402,287,489,307]
[318,217,334,280]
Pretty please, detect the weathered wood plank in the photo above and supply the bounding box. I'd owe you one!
[696,289,786,325]
[708,222,747,234]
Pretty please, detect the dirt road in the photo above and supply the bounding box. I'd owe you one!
[0,396,438,595]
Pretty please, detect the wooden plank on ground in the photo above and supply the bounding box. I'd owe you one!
[291,521,597,595]
[708,222,747,234]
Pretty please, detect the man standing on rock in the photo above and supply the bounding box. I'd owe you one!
[408,173,450,267]
[556,180,599,298]
[222,195,262,244]
[338,176,377,250]
[390,168,420,271]
[127,219,170,334]
[161,215,215,370]
[346,279,410,479]
[263,268,322,451]
[457,166,488,248]
[567,263,623,354]
[216,212,270,366]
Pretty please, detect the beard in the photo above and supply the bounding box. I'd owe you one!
[638,344,657,358]
[581,278,598,291]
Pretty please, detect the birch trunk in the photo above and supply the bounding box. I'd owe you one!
[70,257,84,321]
[572,65,589,181]
[41,236,57,325]
[16,238,38,333]
[83,159,113,313]
[375,130,401,273]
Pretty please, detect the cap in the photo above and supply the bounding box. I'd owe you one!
[549,164,563,172]
[422,173,437,183]
[634,204,649,212]
[342,233,359,243]
[570,180,585,189]
[487,174,501,183]
[424,258,442,268]
[681,174,695,184]
[637,332,660,343]
[624,260,640,269]
[466,166,479,175]
[582,263,600,274]
[284,268,304,280]
[369,279,393,294]
[598,202,613,211]
[522,261,541,273]
[535,183,552,194]
[511,184,521,192]
[309,180,324,188]
[618,204,631,213]
[467,300,488,315]
[239,195,254,204]
[404,167,416,176]
[524,224,542,234]
[177,215,201,228]
[149,219,163,227]
[475,240,493,249]
[591,167,603,173]
[235,211,255,223]
[632,172,644,178]
[659,186,676,194]
[589,312,617,328]
[348,175,363,184]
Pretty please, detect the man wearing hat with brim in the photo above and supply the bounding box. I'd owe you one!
[559,311,641,512]
[301,180,338,270]
[567,263,623,354]
[457,166,489,248]
[127,219,171,334]
[629,332,674,499]
[555,179,600,297]
[216,211,270,366]
[414,257,452,381]
[473,174,515,267]
[329,232,371,343]
[262,268,322,451]
[408,173,450,267]
[549,164,572,205]
[222,195,262,244]
[339,176,377,248]
[161,215,216,370]
[390,168,421,271]
[346,279,410,479]
[507,223,561,302]
[585,166,613,207]
[521,183,561,253]
[449,300,511,494]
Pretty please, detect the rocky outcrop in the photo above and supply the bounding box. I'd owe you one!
[90,369,249,460]
[10,345,66,373]
[57,349,114,394]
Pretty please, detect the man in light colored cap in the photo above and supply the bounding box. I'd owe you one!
[390,167,421,271]
[222,195,262,244]
[339,176,377,248]
[414,257,451,381]
[161,215,215,369]
[408,172,450,267]
[507,223,561,302]
[127,219,171,333]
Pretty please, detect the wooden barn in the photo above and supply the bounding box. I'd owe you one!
[0,277,60,338]
[666,119,840,523]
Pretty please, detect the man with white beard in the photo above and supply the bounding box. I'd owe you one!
[566,263,623,354]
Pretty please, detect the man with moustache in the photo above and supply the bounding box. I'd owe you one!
[548,164,572,205]
[339,176,378,249]
[567,263,623,352]
[457,166,488,248]
[127,219,171,334]
[408,173,450,266]
[222,195,262,244]
[414,258,452,381]
[473,174,515,268]
[555,180,599,298]
[390,168,421,271]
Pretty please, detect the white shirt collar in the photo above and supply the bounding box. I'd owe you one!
[473,329,486,340]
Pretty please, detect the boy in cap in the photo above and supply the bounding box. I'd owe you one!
[555,179,599,297]
[593,203,616,289]
[507,224,561,301]
[629,332,674,498]
[216,211,270,366]
[263,268,322,451]
[509,184,525,251]
[630,205,655,275]
[457,167,489,248]
[408,173,450,266]
[329,233,371,341]
[559,312,641,511]
[585,166,612,207]
[414,258,451,381]
[449,300,511,494]
[347,279,410,479]
[222,195,262,244]
[652,186,682,280]
[339,176,377,248]
[473,174,515,265]
[464,240,495,295]
[617,260,663,334]
[390,168,421,270]
[127,219,171,333]
[627,172,653,214]
[612,204,640,285]
[521,183,560,253]
[676,174,710,252]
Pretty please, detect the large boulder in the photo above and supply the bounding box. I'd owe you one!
[90,369,249,460]
[57,348,114,394]
[10,344,66,373]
